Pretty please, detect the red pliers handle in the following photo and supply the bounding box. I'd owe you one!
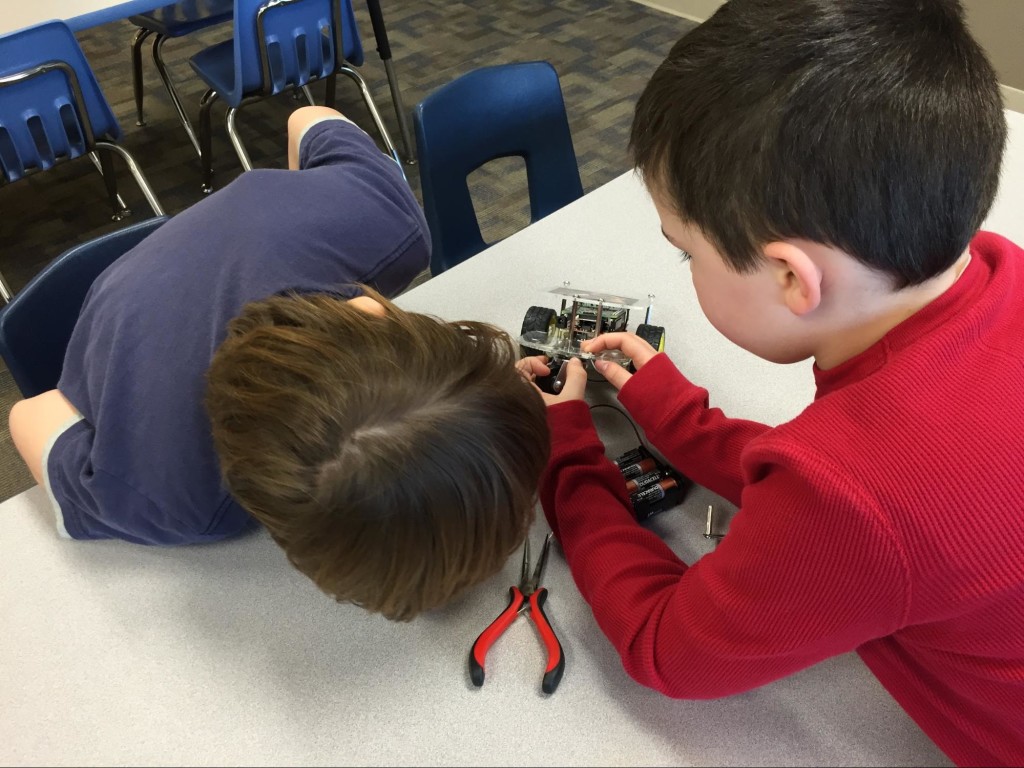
[469,585,565,694]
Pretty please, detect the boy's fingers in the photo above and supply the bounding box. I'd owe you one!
[593,358,633,391]
[538,358,588,406]
[559,358,587,400]
[516,355,550,380]
[583,332,658,370]
[581,332,630,354]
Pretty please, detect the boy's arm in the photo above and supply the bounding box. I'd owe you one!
[587,333,770,505]
[9,390,80,485]
[286,106,356,170]
[618,353,770,505]
[283,105,428,296]
[541,401,908,698]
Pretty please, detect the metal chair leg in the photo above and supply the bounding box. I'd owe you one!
[92,150,131,221]
[199,88,219,194]
[300,84,316,106]
[337,65,402,169]
[0,270,13,304]
[362,0,416,164]
[225,107,253,172]
[381,57,416,165]
[153,34,202,157]
[131,27,154,126]
[95,142,166,217]
[325,74,337,110]
[88,152,129,213]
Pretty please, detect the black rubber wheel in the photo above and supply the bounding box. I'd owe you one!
[630,323,666,372]
[520,306,557,356]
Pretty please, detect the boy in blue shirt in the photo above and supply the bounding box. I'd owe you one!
[10,106,550,621]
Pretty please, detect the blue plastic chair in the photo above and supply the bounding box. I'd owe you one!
[0,216,168,397]
[190,0,400,192]
[129,0,235,156]
[413,61,584,275]
[0,21,165,232]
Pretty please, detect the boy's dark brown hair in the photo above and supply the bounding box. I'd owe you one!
[205,287,549,621]
[631,0,1007,288]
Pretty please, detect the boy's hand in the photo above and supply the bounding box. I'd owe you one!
[517,355,587,406]
[516,355,553,382]
[581,332,659,391]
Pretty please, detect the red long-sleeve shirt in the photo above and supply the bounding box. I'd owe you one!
[541,231,1024,767]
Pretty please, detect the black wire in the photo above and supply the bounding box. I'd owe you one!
[588,402,643,445]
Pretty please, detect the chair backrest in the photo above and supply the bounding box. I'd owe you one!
[230,0,364,103]
[0,20,121,182]
[0,216,168,398]
[413,61,584,275]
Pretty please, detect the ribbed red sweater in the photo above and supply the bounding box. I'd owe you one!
[540,231,1024,767]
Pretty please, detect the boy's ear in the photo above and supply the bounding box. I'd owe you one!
[762,241,822,316]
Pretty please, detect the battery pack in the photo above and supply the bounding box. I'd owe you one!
[612,445,692,521]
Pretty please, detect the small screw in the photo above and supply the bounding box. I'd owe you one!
[704,505,725,543]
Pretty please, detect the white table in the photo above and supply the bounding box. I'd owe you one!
[3,111,1021,767]
[1,1,168,36]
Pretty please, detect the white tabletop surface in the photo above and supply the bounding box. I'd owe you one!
[2,111,1021,767]
[1,0,168,36]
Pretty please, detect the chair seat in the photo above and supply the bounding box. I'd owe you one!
[129,0,233,38]
[189,34,334,106]
[188,38,237,98]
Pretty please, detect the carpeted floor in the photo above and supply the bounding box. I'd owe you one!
[0,0,694,501]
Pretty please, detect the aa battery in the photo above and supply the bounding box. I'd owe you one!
[629,476,679,506]
[614,444,691,521]
[613,446,648,468]
[624,468,665,494]
[619,457,657,480]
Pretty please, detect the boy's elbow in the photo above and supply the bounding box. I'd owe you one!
[7,390,81,486]
[9,399,42,484]
[616,625,762,701]
[9,399,28,455]
[623,657,747,701]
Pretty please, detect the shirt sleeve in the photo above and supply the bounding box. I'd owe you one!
[46,419,222,546]
[299,117,392,172]
[541,399,910,699]
[618,353,772,506]
[295,114,356,152]
[295,118,430,298]
[40,413,85,539]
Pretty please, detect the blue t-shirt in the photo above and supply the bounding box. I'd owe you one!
[47,120,430,545]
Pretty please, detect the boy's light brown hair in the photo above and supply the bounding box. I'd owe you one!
[205,287,549,620]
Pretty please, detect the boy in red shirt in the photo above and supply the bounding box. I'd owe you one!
[522,0,1023,764]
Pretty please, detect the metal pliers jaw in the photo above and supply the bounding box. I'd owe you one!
[469,532,566,694]
[518,533,548,595]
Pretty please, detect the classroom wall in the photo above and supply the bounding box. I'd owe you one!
[963,0,1024,93]
[632,0,1024,111]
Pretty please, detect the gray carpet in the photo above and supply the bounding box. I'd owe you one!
[0,0,695,501]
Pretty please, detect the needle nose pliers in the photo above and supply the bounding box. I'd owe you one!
[469,532,565,694]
